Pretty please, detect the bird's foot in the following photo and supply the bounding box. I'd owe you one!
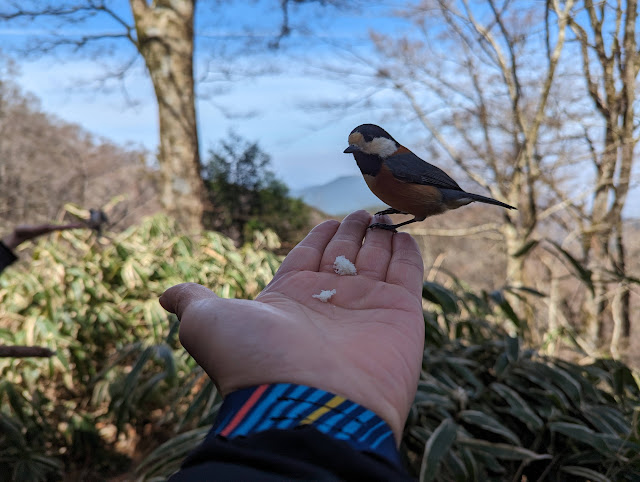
[368,222,398,233]
[374,208,401,216]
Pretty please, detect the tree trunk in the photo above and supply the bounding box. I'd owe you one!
[546,269,560,356]
[130,0,203,233]
[584,214,610,348]
[613,0,636,340]
[610,218,630,357]
[610,280,628,358]
[571,0,638,351]
[505,232,526,288]
[503,221,533,338]
[583,121,617,347]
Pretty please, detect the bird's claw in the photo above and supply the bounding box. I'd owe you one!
[368,222,398,233]
[375,208,400,216]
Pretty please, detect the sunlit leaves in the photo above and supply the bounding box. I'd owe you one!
[0,214,282,479]
[409,281,640,481]
[1,214,639,481]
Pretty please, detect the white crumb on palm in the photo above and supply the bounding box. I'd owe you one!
[312,289,337,303]
[333,255,357,275]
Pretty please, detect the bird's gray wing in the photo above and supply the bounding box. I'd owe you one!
[384,152,463,190]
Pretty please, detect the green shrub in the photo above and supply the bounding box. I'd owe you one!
[1,216,638,481]
[202,132,311,246]
[409,282,640,481]
[0,214,281,480]
[138,279,640,481]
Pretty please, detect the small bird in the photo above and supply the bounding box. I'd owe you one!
[344,124,516,231]
[87,208,109,236]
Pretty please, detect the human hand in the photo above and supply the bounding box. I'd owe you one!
[160,210,425,442]
[3,223,86,250]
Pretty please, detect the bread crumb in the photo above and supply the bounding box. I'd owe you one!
[334,255,357,276]
[312,289,337,303]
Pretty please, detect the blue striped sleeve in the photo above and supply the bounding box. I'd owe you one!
[211,383,402,468]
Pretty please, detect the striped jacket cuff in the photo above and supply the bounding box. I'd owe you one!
[212,383,401,467]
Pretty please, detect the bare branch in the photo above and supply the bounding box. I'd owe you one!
[1,2,97,20]
[0,345,55,358]
[568,20,609,115]
[410,222,503,240]
[460,0,522,132]
[389,78,493,192]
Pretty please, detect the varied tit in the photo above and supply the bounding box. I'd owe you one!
[344,124,516,232]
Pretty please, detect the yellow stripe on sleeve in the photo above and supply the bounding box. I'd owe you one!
[299,395,346,425]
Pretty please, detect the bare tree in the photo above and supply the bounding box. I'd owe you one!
[130,0,202,232]
[0,71,159,229]
[566,0,638,350]
[0,0,346,232]
[0,1,203,231]
[328,0,575,333]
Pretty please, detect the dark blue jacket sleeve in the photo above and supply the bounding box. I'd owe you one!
[169,427,414,481]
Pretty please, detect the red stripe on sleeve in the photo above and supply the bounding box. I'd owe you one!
[219,384,269,437]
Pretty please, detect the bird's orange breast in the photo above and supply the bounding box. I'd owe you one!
[363,163,447,220]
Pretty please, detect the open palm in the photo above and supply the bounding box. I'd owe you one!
[160,210,425,439]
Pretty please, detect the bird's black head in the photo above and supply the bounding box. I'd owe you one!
[344,124,399,159]
[350,124,396,142]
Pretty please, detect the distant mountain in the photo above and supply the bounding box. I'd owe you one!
[292,175,385,216]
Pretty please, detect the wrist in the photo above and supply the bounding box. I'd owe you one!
[212,383,402,467]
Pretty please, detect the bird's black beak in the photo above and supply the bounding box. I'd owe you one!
[344,145,360,153]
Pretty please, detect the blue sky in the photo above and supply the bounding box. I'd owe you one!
[1,0,637,218]
[1,0,410,190]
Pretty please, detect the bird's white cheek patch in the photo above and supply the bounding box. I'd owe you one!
[348,132,365,146]
[363,137,397,158]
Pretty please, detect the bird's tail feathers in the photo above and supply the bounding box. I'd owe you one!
[466,192,516,210]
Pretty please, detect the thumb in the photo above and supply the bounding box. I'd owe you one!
[159,282,218,320]
[160,283,231,389]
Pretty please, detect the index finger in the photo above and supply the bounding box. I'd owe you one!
[385,232,424,299]
[268,219,340,285]
[318,210,371,273]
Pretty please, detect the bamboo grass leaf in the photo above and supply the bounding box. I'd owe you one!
[443,450,469,482]
[560,466,612,482]
[419,418,458,482]
[550,241,594,294]
[511,239,539,258]
[549,422,640,454]
[490,382,543,430]
[457,438,551,461]
[423,282,459,314]
[505,336,519,362]
[458,410,522,445]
